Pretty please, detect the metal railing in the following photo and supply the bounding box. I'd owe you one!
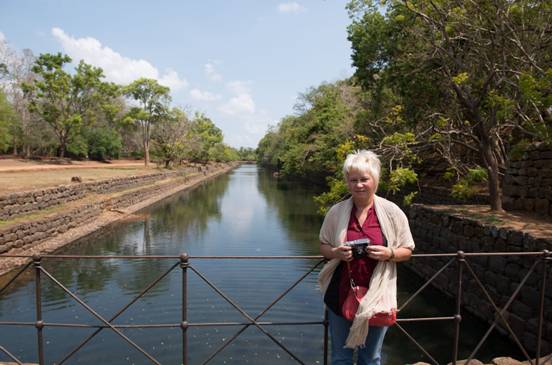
[0,250,550,365]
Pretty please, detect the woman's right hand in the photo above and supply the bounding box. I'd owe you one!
[333,245,353,262]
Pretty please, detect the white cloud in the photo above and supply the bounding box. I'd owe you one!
[190,88,221,102]
[226,80,251,95]
[219,93,256,115]
[204,62,222,82]
[277,2,305,13]
[0,32,5,43]
[218,80,256,116]
[51,27,188,91]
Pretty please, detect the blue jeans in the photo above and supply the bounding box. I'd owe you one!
[328,309,388,365]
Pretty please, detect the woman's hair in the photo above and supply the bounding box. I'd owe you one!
[342,150,381,186]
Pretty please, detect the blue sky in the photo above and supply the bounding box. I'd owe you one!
[0,0,354,148]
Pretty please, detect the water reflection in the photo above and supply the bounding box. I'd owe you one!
[256,169,324,254]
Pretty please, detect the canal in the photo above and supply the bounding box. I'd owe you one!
[0,165,521,364]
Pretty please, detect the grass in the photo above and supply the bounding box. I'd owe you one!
[0,166,164,195]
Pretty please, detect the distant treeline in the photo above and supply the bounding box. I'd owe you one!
[257,0,552,213]
[0,46,255,167]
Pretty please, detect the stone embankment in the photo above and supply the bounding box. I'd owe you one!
[407,203,552,359]
[503,143,552,217]
[0,162,238,276]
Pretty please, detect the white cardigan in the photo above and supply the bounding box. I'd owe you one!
[318,195,415,348]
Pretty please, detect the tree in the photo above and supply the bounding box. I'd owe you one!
[0,90,16,152]
[347,0,552,211]
[0,37,36,156]
[256,81,358,182]
[188,112,223,163]
[151,107,190,168]
[123,78,171,167]
[22,53,119,158]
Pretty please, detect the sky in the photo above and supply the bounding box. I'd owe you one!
[0,0,355,148]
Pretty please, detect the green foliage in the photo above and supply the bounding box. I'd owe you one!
[123,78,171,166]
[403,191,417,206]
[188,112,224,163]
[313,176,349,215]
[23,53,120,157]
[451,166,488,200]
[86,127,122,161]
[256,81,358,182]
[387,167,418,194]
[509,139,531,161]
[66,132,88,159]
[466,166,488,183]
[0,90,17,152]
[237,147,256,161]
[346,0,552,210]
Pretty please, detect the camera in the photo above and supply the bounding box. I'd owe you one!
[345,238,371,259]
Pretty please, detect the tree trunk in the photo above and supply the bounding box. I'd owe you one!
[144,139,149,167]
[480,137,503,211]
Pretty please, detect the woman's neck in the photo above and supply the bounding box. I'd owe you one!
[353,195,374,211]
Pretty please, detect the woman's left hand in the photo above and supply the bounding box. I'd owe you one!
[365,245,393,261]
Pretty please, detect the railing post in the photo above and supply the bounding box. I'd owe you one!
[536,250,550,365]
[33,255,45,365]
[323,308,329,365]
[180,253,189,365]
[452,250,464,365]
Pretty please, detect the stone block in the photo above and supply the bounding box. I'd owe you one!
[523,198,535,211]
[511,300,532,318]
[508,231,524,247]
[491,357,524,365]
[490,256,506,273]
[536,199,550,215]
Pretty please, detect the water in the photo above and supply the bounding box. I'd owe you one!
[0,165,521,364]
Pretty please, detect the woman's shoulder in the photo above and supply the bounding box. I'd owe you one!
[375,195,406,216]
[326,197,352,217]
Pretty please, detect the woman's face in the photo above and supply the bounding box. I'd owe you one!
[346,169,377,201]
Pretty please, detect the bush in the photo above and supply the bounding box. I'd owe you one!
[86,128,122,161]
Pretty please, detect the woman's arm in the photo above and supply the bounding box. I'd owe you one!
[320,243,353,262]
[366,245,412,262]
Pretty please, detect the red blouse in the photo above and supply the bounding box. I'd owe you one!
[338,205,385,309]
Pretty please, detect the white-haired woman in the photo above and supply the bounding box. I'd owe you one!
[319,150,415,365]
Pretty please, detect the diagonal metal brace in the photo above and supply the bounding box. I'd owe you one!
[463,259,537,365]
[200,259,325,364]
[39,266,162,365]
[0,345,24,365]
[57,261,180,364]
[189,264,310,364]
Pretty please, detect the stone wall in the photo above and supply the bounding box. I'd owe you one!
[407,204,552,355]
[0,168,203,221]
[503,143,552,217]
[0,163,233,255]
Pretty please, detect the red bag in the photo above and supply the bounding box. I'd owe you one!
[341,262,397,326]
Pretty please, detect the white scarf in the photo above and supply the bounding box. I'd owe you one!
[318,195,415,348]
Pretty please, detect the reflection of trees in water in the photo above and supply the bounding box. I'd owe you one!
[256,168,323,251]
[146,174,231,243]
[0,176,232,311]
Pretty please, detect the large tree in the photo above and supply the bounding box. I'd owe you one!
[123,78,171,167]
[188,112,223,163]
[150,107,190,168]
[23,53,119,158]
[348,0,552,210]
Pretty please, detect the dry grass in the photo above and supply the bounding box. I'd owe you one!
[0,159,162,195]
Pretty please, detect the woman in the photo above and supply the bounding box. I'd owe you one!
[319,150,415,365]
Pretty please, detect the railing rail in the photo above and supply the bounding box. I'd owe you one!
[0,251,550,365]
